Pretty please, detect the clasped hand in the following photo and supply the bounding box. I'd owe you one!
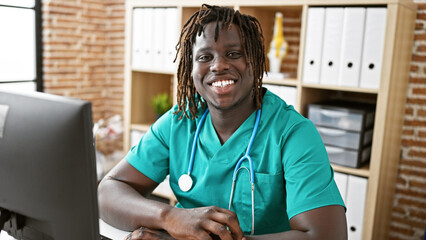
[125,206,246,240]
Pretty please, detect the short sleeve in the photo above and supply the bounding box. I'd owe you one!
[283,119,345,219]
[125,110,173,183]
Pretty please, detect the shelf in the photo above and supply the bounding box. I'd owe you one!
[239,6,302,78]
[124,2,416,239]
[302,83,379,94]
[131,123,151,132]
[132,68,175,75]
[332,163,370,178]
[263,77,298,86]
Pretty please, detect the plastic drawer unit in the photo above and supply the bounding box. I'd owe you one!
[308,102,375,132]
[308,101,375,168]
[325,145,372,168]
[316,126,374,150]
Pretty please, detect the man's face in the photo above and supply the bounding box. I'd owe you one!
[191,22,254,112]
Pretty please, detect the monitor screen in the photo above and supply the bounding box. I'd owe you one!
[0,90,100,239]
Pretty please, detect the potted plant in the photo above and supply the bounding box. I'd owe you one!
[151,93,172,119]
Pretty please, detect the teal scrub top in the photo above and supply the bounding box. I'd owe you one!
[126,90,345,235]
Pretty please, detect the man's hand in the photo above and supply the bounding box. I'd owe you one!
[125,227,176,240]
[162,206,245,240]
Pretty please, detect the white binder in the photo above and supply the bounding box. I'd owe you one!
[302,8,325,84]
[320,8,344,86]
[163,8,179,72]
[140,8,154,70]
[152,8,166,71]
[359,8,387,89]
[333,171,348,204]
[338,8,366,87]
[346,175,368,240]
[264,84,297,107]
[131,8,143,69]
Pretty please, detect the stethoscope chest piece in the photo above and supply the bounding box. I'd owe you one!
[178,174,193,192]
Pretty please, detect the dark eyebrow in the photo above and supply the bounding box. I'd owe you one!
[225,43,242,48]
[195,47,212,53]
[195,43,242,52]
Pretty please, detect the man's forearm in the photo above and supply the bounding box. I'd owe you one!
[98,177,173,231]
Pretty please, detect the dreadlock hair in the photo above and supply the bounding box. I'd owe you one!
[174,4,266,120]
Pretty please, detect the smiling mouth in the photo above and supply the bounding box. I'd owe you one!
[211,80,235,88]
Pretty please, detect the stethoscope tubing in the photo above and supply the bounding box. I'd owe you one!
[229,109,260,235]
[183,107,261,235]
[187,108,210,175]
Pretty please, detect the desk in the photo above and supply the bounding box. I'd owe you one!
[99,219,131,240]
[0,231,14,240]
[0,220,131,240]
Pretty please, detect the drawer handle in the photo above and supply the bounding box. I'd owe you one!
[318,128,346,136]
[325,146,344,154]
[320,109,349,118]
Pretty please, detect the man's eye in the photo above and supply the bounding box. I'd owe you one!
[228,52,242,59]
[197,55,212,62]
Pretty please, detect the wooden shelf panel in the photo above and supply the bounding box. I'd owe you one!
[130,72,174,125]
[332,163,370,178]
[263,77,298,86]
[132,68,175,75]
[239,6,302,78]
[302,83,379,94]
[131,123,151,132]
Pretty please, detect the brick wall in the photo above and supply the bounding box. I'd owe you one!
[42,0,124,122]
[42,0,125,153]
[41,1,425,238]
[390,3,426,240]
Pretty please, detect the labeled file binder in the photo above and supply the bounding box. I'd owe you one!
[140,8,154,70]
[360,8,387,89]
[264,84,297,107]
[302,8,325,84]
[338,8,366,87]
[320,8,344,85]
[131,8,180,72]
[152,8,166,71]
[346,175,368,240]
[163,8,179,72]
[131,8,143,69]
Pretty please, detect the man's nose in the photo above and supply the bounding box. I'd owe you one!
[210,57,230,72]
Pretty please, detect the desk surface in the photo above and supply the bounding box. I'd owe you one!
[99,219,131,240]
[0,220,131,240]
[0,231,14,240]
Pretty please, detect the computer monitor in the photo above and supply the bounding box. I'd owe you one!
[0,90,100,239]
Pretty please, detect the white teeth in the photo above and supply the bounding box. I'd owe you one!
[212,80,234,88]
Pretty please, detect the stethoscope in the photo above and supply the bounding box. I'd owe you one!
[178,108,261,235]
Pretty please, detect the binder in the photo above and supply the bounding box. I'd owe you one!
[131,8,143,69]
[264,84,297,107]
[152,8,166,71]
[163,8,179,72]
[346,175,368,240]
[320,8,344,86]
[338,8,366,87]
[130,130,145,148]
[333,171,348,204]
[302,7,325,84]
[359,8,387,89]
[140,8,154,70]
